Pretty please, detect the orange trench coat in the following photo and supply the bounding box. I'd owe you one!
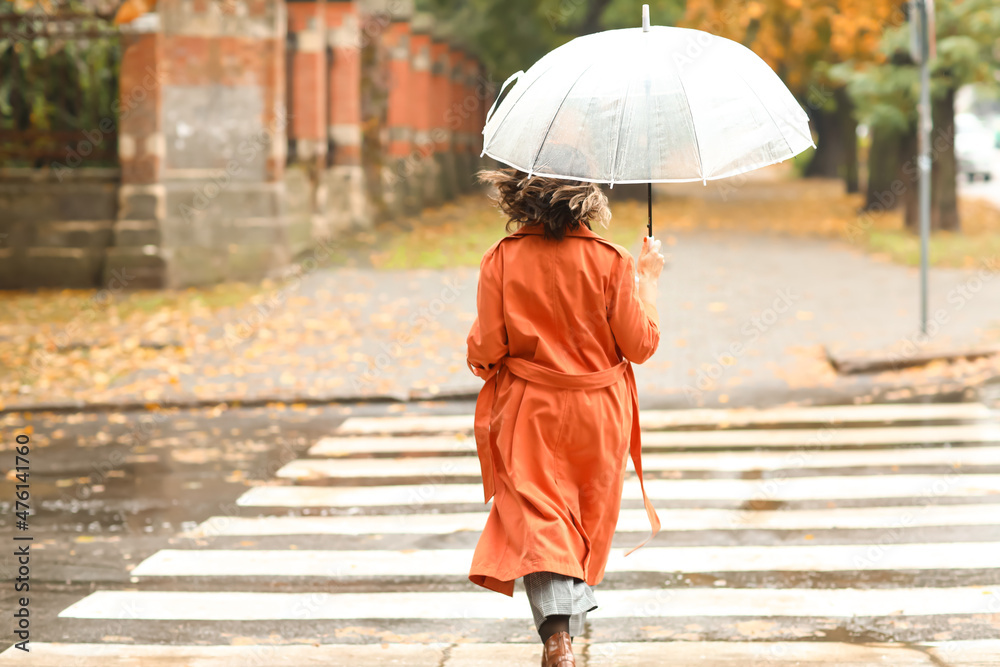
[466,223,662,596]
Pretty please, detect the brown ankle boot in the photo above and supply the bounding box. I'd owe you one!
[540,630,575,666]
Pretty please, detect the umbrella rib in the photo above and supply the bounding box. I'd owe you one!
[734,70,795,158]
[672,62,705,182]
[484,57,565,156]
[608,76,633,185]
[527,62,597,175]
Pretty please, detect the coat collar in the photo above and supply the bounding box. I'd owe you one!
[508,223,601,239]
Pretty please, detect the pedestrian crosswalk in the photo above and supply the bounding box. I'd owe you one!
[127,542,1000,577]
[50,585,1000,620]
[6,400,1000,666]
[234,473,1000,507]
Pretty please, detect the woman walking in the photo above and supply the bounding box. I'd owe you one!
[466,168,665,666]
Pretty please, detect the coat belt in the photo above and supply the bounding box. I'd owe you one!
[472,355,661,556]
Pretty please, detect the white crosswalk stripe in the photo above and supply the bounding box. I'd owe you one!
[130,542,1000,577]
[279,446,1000,479]
[332,402,994,435]
[56,586,1000,620]
[309,423,1000,455]
[181,503,1000,537]
[10,401,1000,666]
[237,474,1000,507]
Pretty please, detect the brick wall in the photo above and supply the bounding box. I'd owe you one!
[324,0,368,234]
[0,0,493,289]
[0,168,119,288]
[107,0,292,288]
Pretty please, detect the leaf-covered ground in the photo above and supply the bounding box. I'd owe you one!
[1,170,998,410]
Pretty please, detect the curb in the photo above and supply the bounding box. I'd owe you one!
[826,344,1000,375]
[3,373,996,415]
[0,387,483,415]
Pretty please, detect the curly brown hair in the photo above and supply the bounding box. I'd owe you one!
[476,167,612,241]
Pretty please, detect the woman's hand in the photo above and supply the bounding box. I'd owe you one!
[637,236,665,285]
[635,236,665,319]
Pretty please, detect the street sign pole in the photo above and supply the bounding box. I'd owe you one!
[911,0,934,335]
[919,40,931,335]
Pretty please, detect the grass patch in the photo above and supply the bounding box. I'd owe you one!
[368,194,652,270]
[0,281,265,326]
[865,228,1000,268]
[363,176,1000,271]
[852,197,1000,269]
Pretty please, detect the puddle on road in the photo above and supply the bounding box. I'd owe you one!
[0,404,350,537]
[738,498,785,511]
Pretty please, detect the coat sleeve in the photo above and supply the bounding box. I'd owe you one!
[607,252,660,364]
[466,245,508,379]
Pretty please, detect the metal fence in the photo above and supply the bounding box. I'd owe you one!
[0,5,120,168]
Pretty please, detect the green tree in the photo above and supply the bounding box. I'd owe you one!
[418,0,684,81]
[836,0,1000,231]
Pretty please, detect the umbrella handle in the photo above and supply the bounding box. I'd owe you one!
[484,70,523,127]
[647,182,653,237]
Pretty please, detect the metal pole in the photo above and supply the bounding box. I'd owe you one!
[647,182,653,237]
[644,6,652,238]
[917,0,931,335]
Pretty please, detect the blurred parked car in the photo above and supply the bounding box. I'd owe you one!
[956,113,993,182]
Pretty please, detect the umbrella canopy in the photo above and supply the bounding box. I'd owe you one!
[481,9,814,187]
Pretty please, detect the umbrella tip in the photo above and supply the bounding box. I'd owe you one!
[642,4,650,31]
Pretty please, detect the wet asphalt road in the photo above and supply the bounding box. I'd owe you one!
[2,398,1000,665]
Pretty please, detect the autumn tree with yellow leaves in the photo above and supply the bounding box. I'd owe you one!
[680,0,906,194]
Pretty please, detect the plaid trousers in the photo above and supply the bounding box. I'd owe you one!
[522,570,598,638]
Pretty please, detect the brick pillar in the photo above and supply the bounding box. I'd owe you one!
[478,61,499,172]
[286,2,327,167]
[446,45,466,197]
[107,0,291,288]
[383,16,419,217]
[409,12,438,207]
[430,29,456,202]
[447,46,466,193]
[459,51,481,192]
[325,1,370,232]
[107,15,167,287]
[461,53,473,188]
[285,1,326,247]
[474,59,491,176]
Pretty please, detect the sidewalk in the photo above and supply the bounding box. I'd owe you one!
[2,222,999,413]
[11,640,1000,666]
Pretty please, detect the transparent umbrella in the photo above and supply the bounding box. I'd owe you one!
[481,4,815,236]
